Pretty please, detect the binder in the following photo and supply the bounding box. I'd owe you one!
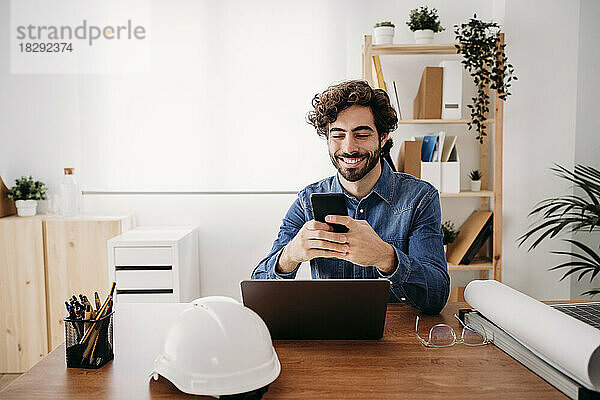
[421,135,437,162]
[413,66,443,119]
[459,309,600,400]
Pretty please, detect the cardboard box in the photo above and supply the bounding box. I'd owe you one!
[413,66,443,119]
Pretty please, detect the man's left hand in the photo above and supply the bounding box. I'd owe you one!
[325,215,397,275]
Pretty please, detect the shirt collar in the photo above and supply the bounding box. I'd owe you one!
[331,159,395,205]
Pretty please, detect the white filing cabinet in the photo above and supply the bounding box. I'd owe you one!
[108,226,200,303]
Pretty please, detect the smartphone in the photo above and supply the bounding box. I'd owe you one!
[310,193,349,233]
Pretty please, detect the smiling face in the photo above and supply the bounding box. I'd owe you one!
[327,105,387,183]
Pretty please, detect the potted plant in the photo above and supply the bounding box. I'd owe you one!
[469,170,482,191]
[519,164,600,296]
[454,15,517,143]
[373,21,395,45]
[406,6,444,44]
[442,220,459,253]
[6,176,48,217]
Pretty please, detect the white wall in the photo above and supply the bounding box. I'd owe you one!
[2,0,597,301]
[502,0,581,300]
[571,0,600,299]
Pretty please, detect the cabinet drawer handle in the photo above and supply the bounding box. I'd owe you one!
[116,289,173,295]
[115,266,172,271]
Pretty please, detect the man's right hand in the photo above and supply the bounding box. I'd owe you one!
[276,220,349,274]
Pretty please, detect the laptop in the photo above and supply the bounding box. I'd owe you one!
[552,302,600,329]
[240,279,390,340]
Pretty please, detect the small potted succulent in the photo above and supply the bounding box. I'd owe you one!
[373,21,395,45]
[469,170,482,191]
[406,6,444,44]
[442,220,459,253]
[6,176,48,217]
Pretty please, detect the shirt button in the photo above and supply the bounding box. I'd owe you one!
[359,209,364,213]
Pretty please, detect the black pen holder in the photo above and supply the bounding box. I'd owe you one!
[64,311,114,369]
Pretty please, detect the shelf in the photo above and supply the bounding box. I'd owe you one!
[397,119,494,125]
[447,259,493,271]
[440,190,494,198]
[363,33,504,282]
[369,42,460,55]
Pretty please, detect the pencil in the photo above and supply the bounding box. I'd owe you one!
[78,282,116,345]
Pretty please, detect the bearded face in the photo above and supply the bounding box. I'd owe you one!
[327,105,384,182]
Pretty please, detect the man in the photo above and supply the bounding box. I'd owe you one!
[251,80,449,315]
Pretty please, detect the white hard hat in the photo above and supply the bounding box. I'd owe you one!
[150,296,280,398]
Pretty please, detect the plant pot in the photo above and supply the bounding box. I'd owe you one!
[373,26,394,45]
[414,29,434,44]
[15,199,38,217]
[470,180,481,192]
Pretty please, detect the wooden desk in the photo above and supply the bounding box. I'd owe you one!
[0,302,566,399]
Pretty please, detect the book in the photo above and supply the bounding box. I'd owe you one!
[393,81,402,120]
[372,55,386,91]
[446,211,493,265]
[441,135,457,162]
[432,131,445,162]
[385,79,399,117]
[461,216,492,264]
[421,135,437,162]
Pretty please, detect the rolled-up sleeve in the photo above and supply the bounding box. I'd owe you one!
[377,189,450,314]
[251,196,307,280]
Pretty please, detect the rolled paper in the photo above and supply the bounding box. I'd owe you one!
[465,280,600,391]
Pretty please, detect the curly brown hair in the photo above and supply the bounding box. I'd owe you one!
[306,80,398,140]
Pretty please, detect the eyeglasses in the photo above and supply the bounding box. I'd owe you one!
[415,315,492,347]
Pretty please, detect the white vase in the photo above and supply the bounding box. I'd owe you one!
[37,199,49,214]
[470,180,481,192]
[414,29,434,44]
[15,199,38,217]
[373,26,394,45]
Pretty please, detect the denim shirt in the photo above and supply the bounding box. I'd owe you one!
[251,160,450,315]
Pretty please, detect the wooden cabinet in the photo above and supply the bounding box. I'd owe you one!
[0,215,132,372]
[0,217,47,373]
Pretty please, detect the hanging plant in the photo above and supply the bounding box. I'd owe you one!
[454,15,517,143]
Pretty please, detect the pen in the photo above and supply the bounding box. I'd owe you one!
[94,292,101,311]
[84,304,92,333]
[79,282,116,345]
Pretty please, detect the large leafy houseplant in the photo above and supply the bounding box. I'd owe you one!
[518,165,600,295]
[454,15,517,143]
